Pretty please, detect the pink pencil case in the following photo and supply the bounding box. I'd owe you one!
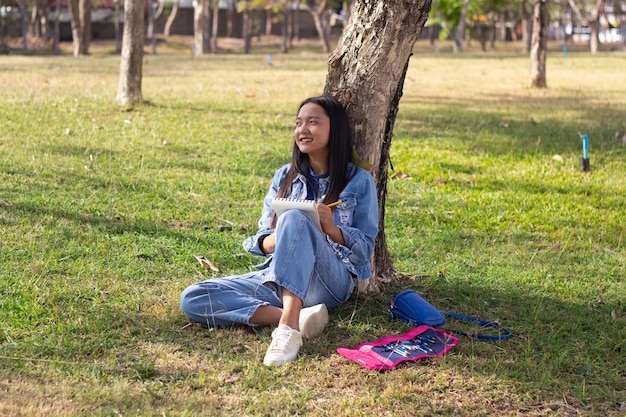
[337,326,458,371]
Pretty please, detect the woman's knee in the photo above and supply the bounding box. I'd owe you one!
[277,209,319,239]
[180,283,206,318]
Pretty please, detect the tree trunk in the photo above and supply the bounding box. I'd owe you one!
[114,0,122,53]
[226,0,235,37]
[281,11,289,53]
[265,9,272,38]
[19,0,28,52]
[164,0,179,38]
[53,0,61,52]
[30,0,46,38]
[210,0,219,52]
[324,0,432,292]
[147,0,157,54]
[521,0,532,53]
[117,0,144,106]
[294,0,301,42]
[243,10,252,54]
[79,0,91,54]
[589,20,600,53]
[194,0,211,55]
[286,9,293,50]
[567,0,606,54]
[306,1,332,53]
[68,0,82,56]
[453,0,471,53]
[529,0,548,88]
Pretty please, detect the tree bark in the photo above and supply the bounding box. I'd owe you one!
[194,0,211,55]
[281,11,289,53]
[567,0,606,54]
[304,0,332,53]
[521,0,532,53]
[79,0,91,54]
[226,0,235,37]
[211,0,219,52]
[453,0,470,53]
[324,0,432,292]
[147,0,157,54]
[164,0,180,38]
[53,0,61,52]
[68,0,82,56]
[19,0,28,52]
[529,0,548,88]
[243,10,252,54]
[114,0,122,53]
[117,0,144,106]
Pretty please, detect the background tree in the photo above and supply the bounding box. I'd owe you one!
[210,0,219,52]
[430,0,477,51]
[529,0,548,87]
[147,0,158,54]
[113,0,122,52]
[453,0,471,53]
[164,0,180,38]
[67,0,83,56]
[301,0,334,53]
[324,0,433,292]
[29,0,47,39]
[117,0,144,105]
[238,1,254,53]
[17,0,28,52]
[52,0,61,52]
[521,0,533,52]
[79,0,91,54]
[567,0,606,53]
[194,0,211,55]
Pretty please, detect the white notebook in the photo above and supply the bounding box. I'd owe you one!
[271,198,323,233]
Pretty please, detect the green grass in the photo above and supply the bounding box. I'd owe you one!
[1,40,625,416]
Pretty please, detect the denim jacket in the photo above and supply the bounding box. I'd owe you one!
[243,162,379,282]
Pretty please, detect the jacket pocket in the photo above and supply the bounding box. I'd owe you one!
[333,193,357,226]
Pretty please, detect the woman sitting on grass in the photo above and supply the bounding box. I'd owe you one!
[180,95,378,366]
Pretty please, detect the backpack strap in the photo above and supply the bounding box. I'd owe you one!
[439,311,511,341]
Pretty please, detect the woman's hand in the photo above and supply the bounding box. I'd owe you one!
[317,203,345,245]
[261,232,276,254]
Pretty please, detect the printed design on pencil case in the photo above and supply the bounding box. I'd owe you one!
[337,326,458,371]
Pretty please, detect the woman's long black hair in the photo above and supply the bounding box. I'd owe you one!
[275,95,356,205]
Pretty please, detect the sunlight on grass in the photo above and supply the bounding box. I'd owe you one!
[0,43,625,416]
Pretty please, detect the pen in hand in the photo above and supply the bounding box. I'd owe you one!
[326,200,343,208]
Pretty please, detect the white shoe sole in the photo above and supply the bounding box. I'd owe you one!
[299,304,329,339]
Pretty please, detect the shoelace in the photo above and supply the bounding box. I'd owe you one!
[268,327,296,352]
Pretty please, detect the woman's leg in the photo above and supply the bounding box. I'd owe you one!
[180,269,283,328]
[266,209,355,310]
[278,288,303,330]
[262,210,354,366]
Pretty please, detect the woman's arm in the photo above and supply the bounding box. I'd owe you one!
[242,165,289,256]
[317,203,345,245]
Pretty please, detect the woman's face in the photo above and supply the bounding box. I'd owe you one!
[294,102,330,161]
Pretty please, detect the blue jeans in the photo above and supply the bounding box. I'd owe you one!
[180,210,356,327]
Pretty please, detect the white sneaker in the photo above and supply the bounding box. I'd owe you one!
[263,324,303,367]
[299,304,329,339]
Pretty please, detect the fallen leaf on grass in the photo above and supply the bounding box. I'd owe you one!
[194,255,220,272]
[611,310,626,321]
[390,171,409,179]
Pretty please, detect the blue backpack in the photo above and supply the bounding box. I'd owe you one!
[388,289,511,341]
